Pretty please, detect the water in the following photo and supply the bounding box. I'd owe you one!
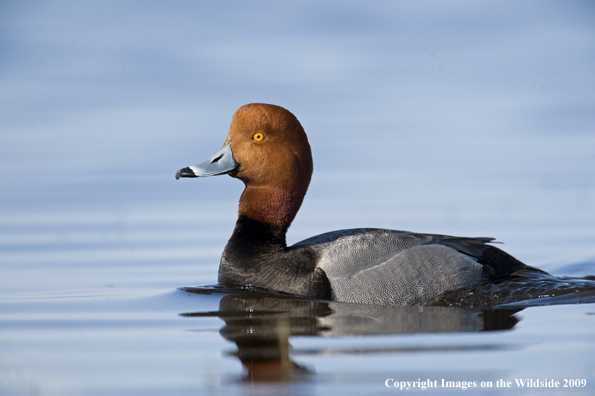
[1,1,595,395]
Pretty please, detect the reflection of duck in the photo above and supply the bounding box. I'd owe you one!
[181,290,521,382]
[177,103,546,305]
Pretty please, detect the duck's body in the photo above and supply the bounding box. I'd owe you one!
[177,103,540,305]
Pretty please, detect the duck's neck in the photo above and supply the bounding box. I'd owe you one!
[222,215,287,267]
[224,178,308,260]
[223,183,300,259]
[237,184,304,228]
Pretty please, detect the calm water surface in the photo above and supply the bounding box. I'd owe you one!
[1,204,594,395]
[2,1,595,395]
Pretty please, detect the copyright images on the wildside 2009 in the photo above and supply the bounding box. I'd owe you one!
[384,378,587,390]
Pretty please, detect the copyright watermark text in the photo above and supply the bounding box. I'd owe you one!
[385,378,587,390]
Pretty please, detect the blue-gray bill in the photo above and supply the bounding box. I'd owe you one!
[176,143,239,180]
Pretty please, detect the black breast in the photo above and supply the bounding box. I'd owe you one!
[218,215,332,300]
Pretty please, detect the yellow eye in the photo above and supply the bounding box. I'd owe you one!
[253,132,264,142]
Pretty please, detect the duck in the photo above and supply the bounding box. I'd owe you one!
[176,103,543,305]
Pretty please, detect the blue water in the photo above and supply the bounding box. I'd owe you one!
[1,1,595,395]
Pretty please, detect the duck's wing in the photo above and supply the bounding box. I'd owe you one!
[293,228,494,273]
[291,228,526,305]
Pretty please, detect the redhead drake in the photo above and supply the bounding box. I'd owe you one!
[176,103,542,305]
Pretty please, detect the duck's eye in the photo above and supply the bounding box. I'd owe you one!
[252,132,264,142]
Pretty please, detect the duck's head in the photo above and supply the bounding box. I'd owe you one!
[176,103,313,228]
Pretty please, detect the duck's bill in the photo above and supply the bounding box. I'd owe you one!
[176,143,239,179]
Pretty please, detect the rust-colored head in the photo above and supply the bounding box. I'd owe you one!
[223,104,313,227]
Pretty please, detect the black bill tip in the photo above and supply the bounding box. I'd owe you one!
[175,167,197,180]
